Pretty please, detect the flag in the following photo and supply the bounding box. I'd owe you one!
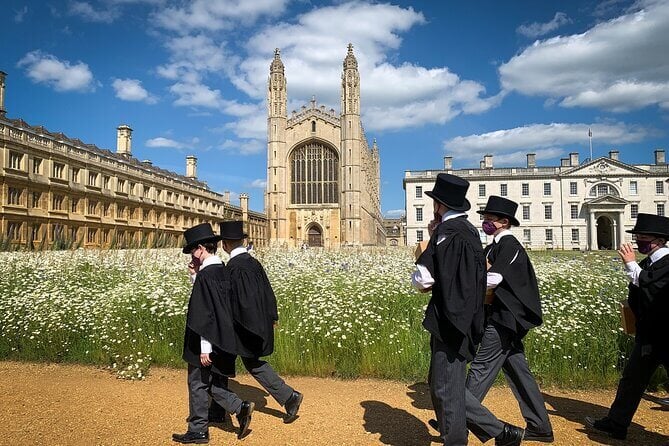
[588,128,592,137]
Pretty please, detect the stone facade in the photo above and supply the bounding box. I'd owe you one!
[383,217,406,247]
[404,151,669,250]
[266,45,384,248]
[0,72,267,249]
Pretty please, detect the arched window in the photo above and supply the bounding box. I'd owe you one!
[311,120,316,132]
[588,183,619,197]
[290,142,339,204]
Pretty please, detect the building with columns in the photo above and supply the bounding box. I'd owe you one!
[0,71,267,250]
[266,45,385,248]
[404,150,669,250]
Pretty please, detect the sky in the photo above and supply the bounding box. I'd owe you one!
[2,0,669,217]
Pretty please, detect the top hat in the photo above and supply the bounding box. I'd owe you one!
[424,173,471,211]
[626,213,669,238]
[219,221,248,240]
[476,195,520,226]
[182,223,222,254]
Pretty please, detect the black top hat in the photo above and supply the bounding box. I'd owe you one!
[626,213,669,238]
[182,223,222,254]
[424,173,471,211]
[476,195,520,226]
[219,221,248,240]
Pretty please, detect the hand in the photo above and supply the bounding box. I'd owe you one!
[188,257,200,275]
[617,242,636,263]
[200,353,212,367]
[419,286,432,293]
[427,218,439,237]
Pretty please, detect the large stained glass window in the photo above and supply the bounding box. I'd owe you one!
[290,142,339,204]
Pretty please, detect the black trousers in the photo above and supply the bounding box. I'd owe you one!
[608,341,669,428]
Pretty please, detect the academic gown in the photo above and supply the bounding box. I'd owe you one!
[183,263,237,377]
[486,235,543,338]
[629,255,669,353]
[418,216,486,361]
[227,252,279,358]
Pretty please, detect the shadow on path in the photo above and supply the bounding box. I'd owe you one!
[543,392,669,446]
[228,381,285,419]
[407,382,432,411]
[361,400,438,446]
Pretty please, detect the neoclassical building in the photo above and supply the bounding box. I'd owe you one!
[404,150,669,250]
[266,45,385,248]
[0,71,267,250]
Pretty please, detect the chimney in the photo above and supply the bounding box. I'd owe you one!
[609,150,619,161]
[527,153,536,168]
[186,155,197,178]
[655,149,665,165]
[224,190,230,204]
[443,156,452,170]
[240,193,249,227]
[483,154,493,169]
[569,152,579,166]
[561,158,570,167]
[0,71,6,117]
[116,125,132,156]
[479,160,485,169]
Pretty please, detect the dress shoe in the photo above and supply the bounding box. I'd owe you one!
[236,401,255,439]
[172,431,209,444]
[643,393,669,408]
[495,423,524,446]
[584,416,627,440]
[524,426,554,442]
[284,390,303,423]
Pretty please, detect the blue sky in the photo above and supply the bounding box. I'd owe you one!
[2,0,668,216]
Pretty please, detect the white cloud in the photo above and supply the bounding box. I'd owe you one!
[500,0,669,112]
[169,82,225,108]
[384,209,405,218]
[146,136,199,149]
[250,179,267,188]
[516,12,571,38]
[151,0,290,33]
[219,138,264,155]
[112,78,157,103]
[17,51,96,92]
[14,6,28,23]
[68,1,120,23]
[443,122,658,164]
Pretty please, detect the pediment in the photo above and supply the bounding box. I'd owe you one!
[562,157,648,176]
[584,195,629,206]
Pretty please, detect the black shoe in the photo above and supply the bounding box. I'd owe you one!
[584,416,627,440]
[236,401,255,440]
[495,423,524,446]
[428,418,439,432]
[172,431,209,444]
[643,393,669,408]
[284,391,303,424]
[524,426,554,443]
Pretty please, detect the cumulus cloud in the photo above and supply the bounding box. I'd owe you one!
[151,0,290,33]
[67,1,121,23]
[17,51,96,92]
[250,179,267,188]
[500,0,669,112]
[219,138,264,155]
[384,209,406,218]
[443,122,658,164]
[112,78,157,103]
[146,136,199,149]
[517,12,571,38]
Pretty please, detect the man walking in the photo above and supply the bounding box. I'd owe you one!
[209,221,303,424]
[172,223,254,444]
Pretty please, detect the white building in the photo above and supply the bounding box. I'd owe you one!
[404,150,669,250]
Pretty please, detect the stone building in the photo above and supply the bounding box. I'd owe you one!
[383,217,406,247]
[266,45,385,248]
[404,151,669,250]
[0,71,267,250]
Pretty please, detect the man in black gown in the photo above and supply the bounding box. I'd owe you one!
[465,196,553,443]
[173,223,254,444]
[208,221,303,425]
[586,213,669,440]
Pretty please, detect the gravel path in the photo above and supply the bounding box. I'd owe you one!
[0,362,667,445]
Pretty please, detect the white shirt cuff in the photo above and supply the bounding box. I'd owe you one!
[200,338,212,354]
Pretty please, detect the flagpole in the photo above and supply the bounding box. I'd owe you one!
[588,128,593,160]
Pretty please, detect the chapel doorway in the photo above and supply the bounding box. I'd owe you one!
[307,224,323,247]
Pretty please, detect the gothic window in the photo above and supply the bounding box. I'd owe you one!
[311,121,316,132]
[290,142,339,204]
[588,183,619,197]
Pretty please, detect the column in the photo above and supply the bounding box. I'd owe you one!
[589,211,597,250]
[612,218,618,250]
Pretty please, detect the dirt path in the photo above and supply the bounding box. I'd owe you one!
[0,361,667,445]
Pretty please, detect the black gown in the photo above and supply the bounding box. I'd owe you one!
[486,234,542,338]
[629,255,669,354]
[183,263,237,376]
[227,252,279,358]
[418,216,487,361]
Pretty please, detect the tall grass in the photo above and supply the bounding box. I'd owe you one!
[0,248,662,388]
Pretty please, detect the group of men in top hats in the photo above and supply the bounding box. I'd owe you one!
[413,172,668,445]
[173,221,302,444]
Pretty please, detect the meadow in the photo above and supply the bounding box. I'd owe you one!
[0,247,658,388]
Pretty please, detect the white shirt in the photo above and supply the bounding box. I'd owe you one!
[229,246,247,260]
[193,254,223,355]
[411,210,467,290]
[486,230,519,289]
[624,246,669,286]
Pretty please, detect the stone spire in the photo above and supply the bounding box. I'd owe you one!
[270,48,284,74]
[343,43,358,69]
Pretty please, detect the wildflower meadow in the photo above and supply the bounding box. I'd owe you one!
[0,247,658,388]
